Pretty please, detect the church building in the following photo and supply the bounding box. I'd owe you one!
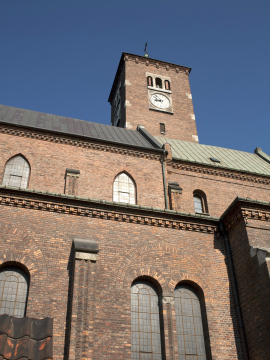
[0,52,269,360]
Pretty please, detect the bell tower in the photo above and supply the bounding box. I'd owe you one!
[108,52,198,142]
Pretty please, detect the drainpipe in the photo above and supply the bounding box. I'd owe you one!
[161,146,168,209]
[219,223,249,360]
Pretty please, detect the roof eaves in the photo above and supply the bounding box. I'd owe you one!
[0,120,164,153]
[254,147,270,165]
[171,157,270,178]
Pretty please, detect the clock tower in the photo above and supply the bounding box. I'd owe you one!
[108,52,199,142]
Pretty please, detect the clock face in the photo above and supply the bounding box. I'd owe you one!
[150,93,171,109]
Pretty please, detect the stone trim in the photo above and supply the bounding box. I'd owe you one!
[0,189,218,234]
[0,125,162,161]
[170,162,270,185]
[74,238,99,262]
[250,246,270,266]
[162,296,175,305]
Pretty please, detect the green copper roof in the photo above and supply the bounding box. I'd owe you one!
[155,137,270,177]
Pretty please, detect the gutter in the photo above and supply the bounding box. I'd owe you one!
[161,146,169,209]
[219,223,249,360]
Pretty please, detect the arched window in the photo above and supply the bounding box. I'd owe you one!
[131,280,164,360]
[155,78,162,89]
[2,155,30,188]
[164,80,170,90]
[113,172,136,204]
[174,284,207,359]
[147,76,153,87]
[0,267,29,318]
[193,190,208,214]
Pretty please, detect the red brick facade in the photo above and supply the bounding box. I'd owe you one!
[0,53,269,360]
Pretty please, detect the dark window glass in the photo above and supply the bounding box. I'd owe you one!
[147,76,153,87]
[131,281,163,360]
[174,285,207,360]
[160,123,165,134]
[155,78,162,89]
[0,267,29,318]
[165,80,170,90]
[2,156,30,188]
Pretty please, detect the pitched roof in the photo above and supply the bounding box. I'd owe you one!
[0,105,159,150]
[155,136,270,177]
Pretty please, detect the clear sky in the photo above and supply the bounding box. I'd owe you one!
[1,0,269,154]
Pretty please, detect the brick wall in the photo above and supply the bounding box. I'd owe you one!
[223,201,270,360]
[0,131,165,209]
[167,166,270,217]
[111,54,198,142]
[0,189,243,360]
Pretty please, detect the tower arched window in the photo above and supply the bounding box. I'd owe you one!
[164,80,170,90]
[174,284,208,359]
[113,172,136,204]
[193,190,208,214]
[2,155,30,188]
[147,76,153,87]
[0,267,29,318]
[131,280,164,360]
[155,78,162,89]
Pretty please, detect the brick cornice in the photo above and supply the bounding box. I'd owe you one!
[169,161,270,185]
[123,53,191,74]
[0,187,218,234]
[221,197,270,233]
[0,125,162,161]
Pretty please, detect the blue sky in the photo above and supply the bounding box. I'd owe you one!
[1,0,270,154]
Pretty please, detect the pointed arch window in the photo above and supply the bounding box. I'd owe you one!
[131,280,164,360]
[174,285,207,359]
[113,172,136,204]
[0,267,29,318]
[2,155,30,188]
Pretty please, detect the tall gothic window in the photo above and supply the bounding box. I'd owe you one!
[113,172,136,204]
[0,267,29,318]
[174,284,207,360]
[131,280,164,360]
[2,155,30,188]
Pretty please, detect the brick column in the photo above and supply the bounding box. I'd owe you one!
[69,239,99,360]
[162,295,176,360]
[168,182,182,211]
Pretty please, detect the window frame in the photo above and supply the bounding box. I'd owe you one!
[193,190,208,214]
[112,171,137,205]
[2,154,30,189]
[0,265,30,318]
[131,278,165,360]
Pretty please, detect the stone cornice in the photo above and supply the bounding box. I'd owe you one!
[0,187,218,234]
[0,125,162,161]
[169,161,270,185]
[221,197,270,233]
